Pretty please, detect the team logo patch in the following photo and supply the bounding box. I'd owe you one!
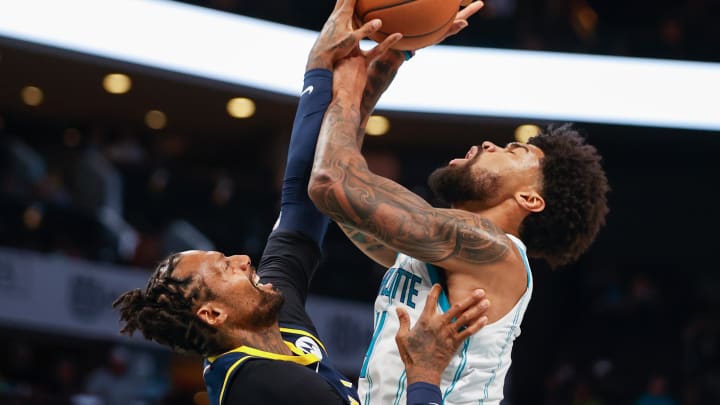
[295,336,323,360]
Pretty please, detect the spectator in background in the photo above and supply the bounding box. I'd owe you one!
[636,375,677,405]
[47,357,82,402]
[84,346,147,405]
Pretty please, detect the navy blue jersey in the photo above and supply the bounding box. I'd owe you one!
[202,230,360,405]
[203,323,360,405]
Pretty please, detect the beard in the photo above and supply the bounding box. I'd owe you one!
[249,287,284,328]
[427,162,500,207]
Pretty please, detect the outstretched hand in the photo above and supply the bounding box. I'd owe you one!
[445,1,484,41]
[395,284,490,386]
[417,0,485,50]
[307,0,403,71]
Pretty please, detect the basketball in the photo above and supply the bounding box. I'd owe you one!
[355,0,461,50]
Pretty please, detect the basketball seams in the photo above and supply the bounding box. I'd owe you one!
[357,0,418,20]
[376,11,455,38]
[356,0,459,49]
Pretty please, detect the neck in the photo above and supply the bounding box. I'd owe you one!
[452,198,527,237]
[226,322,292,355]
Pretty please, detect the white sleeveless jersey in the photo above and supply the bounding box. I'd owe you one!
[357,234,533,405]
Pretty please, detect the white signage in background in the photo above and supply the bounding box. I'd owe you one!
[0,247,150,340]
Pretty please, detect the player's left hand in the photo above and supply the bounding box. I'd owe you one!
[307,0,402,71]
[331,31,402,103]
[395,284,489,386]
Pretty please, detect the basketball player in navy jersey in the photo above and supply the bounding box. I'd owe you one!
[309,33,609,405]
[114,1,490,404]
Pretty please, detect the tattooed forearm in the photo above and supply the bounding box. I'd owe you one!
[312,153,509,265]
[360,52,403,120]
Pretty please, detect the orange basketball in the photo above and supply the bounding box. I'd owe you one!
[355,0,461,50]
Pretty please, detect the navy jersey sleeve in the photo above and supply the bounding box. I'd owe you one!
[256,69,333,333]
[257,230,321,333]
[407,382,443,405]
[274,68,332,246]
[224,359,345,405]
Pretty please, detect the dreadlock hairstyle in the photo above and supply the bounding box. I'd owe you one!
[113,253,224,357]
[522,124,610,268]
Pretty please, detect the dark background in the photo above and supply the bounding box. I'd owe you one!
[1,0,718,404]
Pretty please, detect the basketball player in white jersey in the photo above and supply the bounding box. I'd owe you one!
[309,41,610,405]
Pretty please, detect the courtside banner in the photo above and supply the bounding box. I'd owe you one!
[0,247,149,340]
[0,248,373,373]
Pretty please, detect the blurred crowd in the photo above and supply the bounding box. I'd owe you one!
[0,334,202,405]
[177,0,720,62]
[0,124,278,268]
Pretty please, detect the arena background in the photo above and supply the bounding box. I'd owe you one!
[1,0,719,404]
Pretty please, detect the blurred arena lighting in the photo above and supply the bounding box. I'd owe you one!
[1,0,719,130]
[226,97,256,119]
[102,73,132,94]
[20,85,43,106]
[514,124,540,143]
[366,115,391,136]
[145,110,167,130]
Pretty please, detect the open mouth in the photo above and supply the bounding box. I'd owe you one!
[252,272,273,291]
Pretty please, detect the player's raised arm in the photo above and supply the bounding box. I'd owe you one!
[319,1,489,270]
[309,54,510,273]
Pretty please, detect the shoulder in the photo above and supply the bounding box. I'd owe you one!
[431,209,514,268]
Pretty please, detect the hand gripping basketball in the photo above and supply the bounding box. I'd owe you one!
[307,0,403,70]
[354,0,485,50]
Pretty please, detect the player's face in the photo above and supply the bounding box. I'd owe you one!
[428,141,544,207]
[173,251,283,328]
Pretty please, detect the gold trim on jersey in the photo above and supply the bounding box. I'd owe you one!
[279,327,327,352]
[217,356,252,405]
[208,343,320,365]
[210,343,322,405]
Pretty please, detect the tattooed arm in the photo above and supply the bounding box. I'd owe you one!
[335,49,405,268]
[309,55,510,272]
[320,3,487,269]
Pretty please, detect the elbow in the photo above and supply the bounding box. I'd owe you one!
[308,169,335,214]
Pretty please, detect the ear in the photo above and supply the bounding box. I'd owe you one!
[515,191,545,213]
[196,302,228,327]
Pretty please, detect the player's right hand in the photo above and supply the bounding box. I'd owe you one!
[395,284,490,386]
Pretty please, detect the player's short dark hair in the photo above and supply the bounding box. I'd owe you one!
[113,254,223,356]
[522,124,609,268]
